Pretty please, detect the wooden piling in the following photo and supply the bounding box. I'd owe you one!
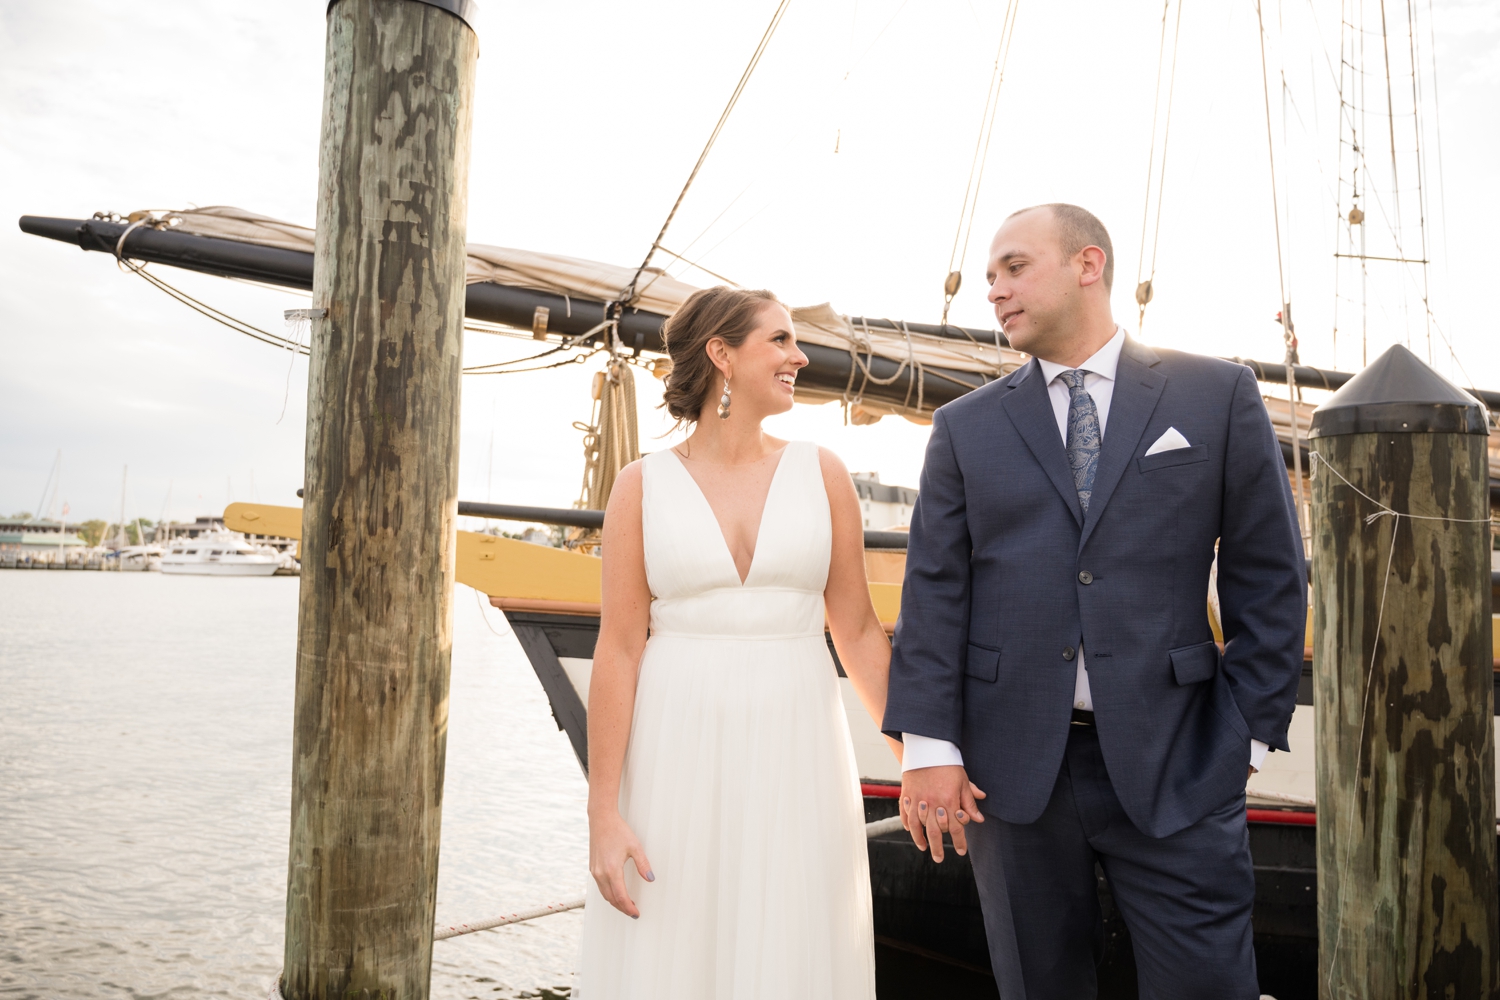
[281,2,477,998]
[1310,344,1498,998]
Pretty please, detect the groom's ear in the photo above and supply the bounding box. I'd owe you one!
[1075,245,1108,290]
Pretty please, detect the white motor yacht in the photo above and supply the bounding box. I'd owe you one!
[160,529,279,576]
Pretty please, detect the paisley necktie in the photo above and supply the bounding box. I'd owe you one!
[1059,369,1100,513]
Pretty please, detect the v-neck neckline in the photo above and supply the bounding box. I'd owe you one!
[667,444,792,587]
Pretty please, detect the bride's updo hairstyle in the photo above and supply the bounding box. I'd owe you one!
[659,286,781,424]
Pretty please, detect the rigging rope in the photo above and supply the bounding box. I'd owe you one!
[574,356,642,519]
[621,0,793,307]
[940,0,1021,330]
[1133,0,1185,332]
[836,317,934,423]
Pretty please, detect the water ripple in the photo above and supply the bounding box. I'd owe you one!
[0,572,588,999]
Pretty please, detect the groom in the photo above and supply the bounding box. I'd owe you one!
[884,204,1306,998]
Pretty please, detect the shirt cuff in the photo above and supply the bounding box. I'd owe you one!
[1249,739,1270,772]
[901,733,965,772]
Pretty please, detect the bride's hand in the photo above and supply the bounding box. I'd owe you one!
[589,810,655,918]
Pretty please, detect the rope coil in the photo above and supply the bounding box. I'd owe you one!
[838,317,930,422]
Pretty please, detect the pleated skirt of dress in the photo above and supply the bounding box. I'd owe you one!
[578,633,876,1000]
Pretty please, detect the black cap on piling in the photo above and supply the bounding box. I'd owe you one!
[327,0,478,34]
[1308,343,1488,438]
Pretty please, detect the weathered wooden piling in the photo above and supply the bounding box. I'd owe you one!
[282,2,477,998]
[1310,344,1498,998]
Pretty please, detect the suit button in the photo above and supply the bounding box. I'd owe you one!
[1063,646,1076,661]
[1078,570,1093,584]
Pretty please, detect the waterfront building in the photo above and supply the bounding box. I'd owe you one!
[851,473,917,530]
[0,518,89,561]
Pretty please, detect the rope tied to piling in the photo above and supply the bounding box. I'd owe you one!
[264,813,908,996]
[1307,450,1493,989]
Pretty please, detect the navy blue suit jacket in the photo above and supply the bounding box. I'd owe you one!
[882,337,1306,838]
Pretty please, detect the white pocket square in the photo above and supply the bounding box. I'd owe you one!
[1144,427,1192,456]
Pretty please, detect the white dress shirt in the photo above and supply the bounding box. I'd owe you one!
[902,327,1269,773]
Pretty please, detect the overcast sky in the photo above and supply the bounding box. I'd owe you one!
[2,0,1495,525]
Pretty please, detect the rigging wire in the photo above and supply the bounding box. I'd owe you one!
[117,258,309,354]
[463,351,603,376]
[674,199,777,284]
[1255,0,1308,546]
[621,0,793,307]
[833,0,859,154]
[1132,0,1186,332]
[462,320,615,373]
[660,180,755,280]
[653,246,741,287]
[939,0,1021,330]
[1328,0,1350,369]
[1325,0,1460,377]
[1374,0,1417,355]
[115,241,616,379]
[1420,0,1459,385]
[1403,0,1433,364]
[1423,0,1451,293]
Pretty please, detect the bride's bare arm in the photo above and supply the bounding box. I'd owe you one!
[818,447,904,764]
[587,461,655,917]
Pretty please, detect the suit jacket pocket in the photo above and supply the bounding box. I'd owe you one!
[1137,443,1208,473]
[1169,639,1220,685]
[965,642,1000,683]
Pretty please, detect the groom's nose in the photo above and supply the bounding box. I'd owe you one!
[987,274,1010,305]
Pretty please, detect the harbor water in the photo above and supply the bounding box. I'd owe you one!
[0,571,589,999]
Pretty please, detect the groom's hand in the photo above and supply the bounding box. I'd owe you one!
[901,765,985,862]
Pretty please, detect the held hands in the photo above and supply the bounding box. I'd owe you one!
[589,809,655,918]
[900,764,987,862]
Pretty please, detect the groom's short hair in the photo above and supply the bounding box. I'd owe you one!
[1006,203,1114,292]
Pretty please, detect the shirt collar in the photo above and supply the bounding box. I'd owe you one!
[1036,326,1127,385]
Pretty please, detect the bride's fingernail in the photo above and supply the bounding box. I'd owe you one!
[955,810,966,822]
[901,797,911,809]
[936,807,946,819]
[645,872,656,882]
[630,914,639,920]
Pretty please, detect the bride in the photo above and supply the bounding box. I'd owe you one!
[579,287,900,998]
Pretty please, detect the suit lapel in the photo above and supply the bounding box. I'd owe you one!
[1001,359,1084,527]
[1079,336,1165,548]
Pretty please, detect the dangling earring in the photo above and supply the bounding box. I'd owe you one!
[717,376,732,420]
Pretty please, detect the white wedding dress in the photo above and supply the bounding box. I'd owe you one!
[579,441,876,999]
